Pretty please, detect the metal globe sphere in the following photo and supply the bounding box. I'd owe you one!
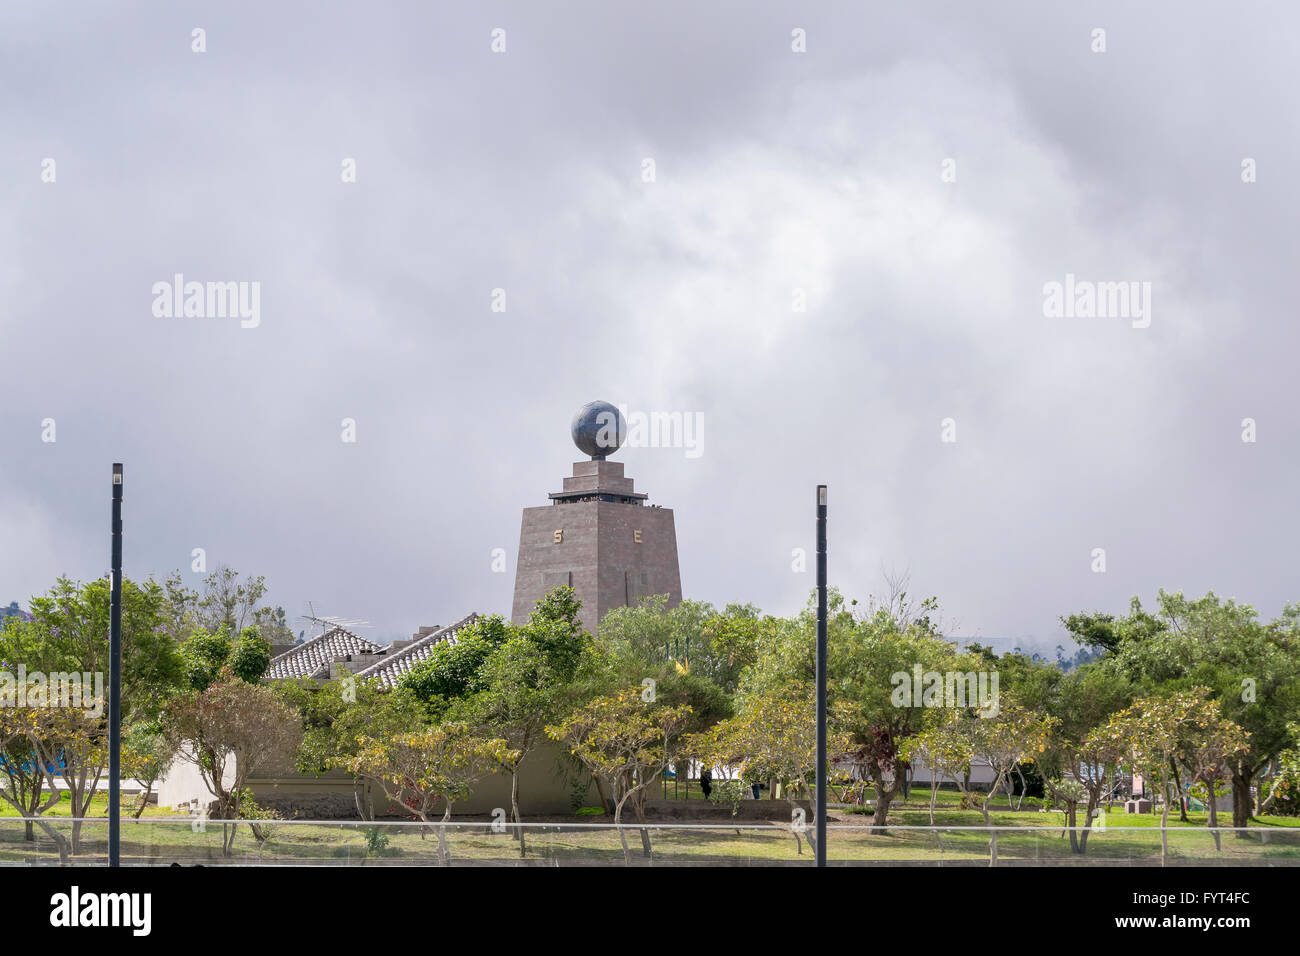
[571,400,626,459]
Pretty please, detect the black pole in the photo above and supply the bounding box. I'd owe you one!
[109,463,123,867]
[815,484,827,867]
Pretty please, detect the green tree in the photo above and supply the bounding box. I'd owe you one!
[0,699,108,860]
[162,566,294,645]
[276,675,429,819]
[1172,691,1250,851]
[179,625,271,689]
[0,576,185,855]
[599,595,745,682]
[692,689,851,856]
[1104,591,1300,830]
[1060,596,1165,655]
[964,698,1056,865]
[1261,723,1300,816]
[700,605,768,693]
[1037,663,1134,853]
[455,638,555,855]
[122,723,176,819]
[548,687,691,864]
[454,594,598,856]
[228,627,273,682]
[399,615,511,715]
[347,723,515,865]
[900,708,975,826]
[0,701,60,845]
[163,674,303,855]
[7,576,184,720]
[522,586,589,677]
[832,600,966,827]
[1097,691,1192,866]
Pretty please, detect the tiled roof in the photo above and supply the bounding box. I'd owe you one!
[266,627,382,680]
[353,613,479,689]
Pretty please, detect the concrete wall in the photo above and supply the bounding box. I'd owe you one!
[157,744,235,812]
[159,740,601,819]
[908,759,998,786]
[360,741,600,818]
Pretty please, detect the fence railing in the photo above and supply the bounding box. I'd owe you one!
[2,817,1298,866]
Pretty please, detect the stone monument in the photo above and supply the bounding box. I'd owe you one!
[511,400,682,636]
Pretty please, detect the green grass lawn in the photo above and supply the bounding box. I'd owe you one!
[840,783,1300,830]
[0,790,172,819]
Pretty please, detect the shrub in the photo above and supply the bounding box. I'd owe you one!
[363,827,392,855]
[708,780,746,818]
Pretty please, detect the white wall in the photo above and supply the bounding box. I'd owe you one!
[156,744,235,811]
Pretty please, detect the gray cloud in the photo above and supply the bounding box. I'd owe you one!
[2,1,1296,645]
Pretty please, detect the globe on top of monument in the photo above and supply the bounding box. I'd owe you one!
[571,400,627,460]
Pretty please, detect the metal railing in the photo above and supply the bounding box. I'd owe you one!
[2,817,1297,866]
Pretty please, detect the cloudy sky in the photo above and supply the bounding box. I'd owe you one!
[2,1,1296,648]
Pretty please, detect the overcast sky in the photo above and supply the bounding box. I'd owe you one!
[2,1,1296,648]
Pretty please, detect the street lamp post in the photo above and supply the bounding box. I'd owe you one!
[816,484,827,867]
[109,463,123,867]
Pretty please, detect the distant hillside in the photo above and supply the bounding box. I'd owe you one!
[951,635,1103,673]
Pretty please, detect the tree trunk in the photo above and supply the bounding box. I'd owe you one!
[216,789,236,857]
[872,768,901,830]
[1172,762,1189,823]
[613,796,632,865]
[1159,777,1170,866]
[134,781,154,819]
[25,777,43,841]
[1079,794,1099,855]
[36,818,71,865]
[872,788,894,828]
[511,769,525,858]
[68,765,105,856]
[594,775,613,815]
[1066,802,1080,854]
[70,806,84,855]
[1231,766,1253,834]
[632,793,652,859]
[353,780,374,822]
[983,801,997,867]
[436,804,452,865]
[1207,781,1222,852]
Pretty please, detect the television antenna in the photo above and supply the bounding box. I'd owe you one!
[299,601,373,637]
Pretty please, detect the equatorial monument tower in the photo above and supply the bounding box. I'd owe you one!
[511,400,682,636]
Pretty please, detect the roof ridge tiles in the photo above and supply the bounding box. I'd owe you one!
[353,612,480,687]
[266,625,383,681]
